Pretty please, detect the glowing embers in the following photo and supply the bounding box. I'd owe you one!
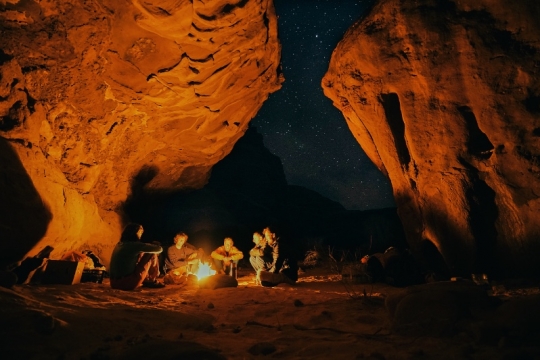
[195,260,216,280]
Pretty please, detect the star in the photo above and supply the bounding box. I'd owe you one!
[252,0,394,211]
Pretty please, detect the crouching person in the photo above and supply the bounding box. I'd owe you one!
[254,227,298,287]
[109,223,165,290]
[211,237,243,276]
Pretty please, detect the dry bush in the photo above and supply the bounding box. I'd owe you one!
[327,247,374,300]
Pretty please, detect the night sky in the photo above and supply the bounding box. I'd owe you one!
[252,0,395,211]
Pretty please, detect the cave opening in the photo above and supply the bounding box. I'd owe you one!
[120,0,399,264]
[122,126,407,267]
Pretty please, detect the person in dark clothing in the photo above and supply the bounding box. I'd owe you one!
[262,227,281,272]
[364,247,424,287]
[164,232,204,275]
[109,223,165,290]
[257,227,298,286]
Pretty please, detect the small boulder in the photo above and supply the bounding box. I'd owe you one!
[386,281,497,337]
[259,270,295,287]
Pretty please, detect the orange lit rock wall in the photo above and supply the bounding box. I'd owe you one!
[323,0,540,277]
[0,0,282,266]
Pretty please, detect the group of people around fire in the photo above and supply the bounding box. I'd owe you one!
[109,223,297,291]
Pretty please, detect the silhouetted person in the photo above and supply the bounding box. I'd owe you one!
[365,247,424,287]
[268,226,299,283]
[211,237,243,276]
[109,223,165,290]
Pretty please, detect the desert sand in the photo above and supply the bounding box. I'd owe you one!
[2,263,540,360]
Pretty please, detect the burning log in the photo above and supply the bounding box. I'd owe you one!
[198,274,238,290]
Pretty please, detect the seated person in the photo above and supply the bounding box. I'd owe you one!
[363,247,424,287]
[249,232,270,285]
[164,232,204,275]
[109,223,165,290]
[249,231,274,274]
[211,237,244,275]
[258,227,298,286]
[262,227,281,273]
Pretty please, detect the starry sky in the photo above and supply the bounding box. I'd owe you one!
[252,0,395,211]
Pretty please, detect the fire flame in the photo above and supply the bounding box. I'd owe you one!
[195,261,216,280]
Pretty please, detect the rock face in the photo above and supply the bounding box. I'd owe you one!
[0,0,282,266]
[323,0,540,278]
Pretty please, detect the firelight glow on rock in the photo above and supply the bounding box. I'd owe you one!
[0,0,283,266]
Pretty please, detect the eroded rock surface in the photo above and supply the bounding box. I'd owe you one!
[0,0,282,265]
[323,0,540,277]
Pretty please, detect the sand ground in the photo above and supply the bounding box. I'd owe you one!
[1,265,539,359]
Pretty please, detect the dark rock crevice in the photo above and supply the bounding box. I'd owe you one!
[524,92,540,114]
[0,49,13,65]
[457,106,494,160]
[379,93,411,170]
[221,0,249,16]
[458,158,499,277]
[0,101,24,132]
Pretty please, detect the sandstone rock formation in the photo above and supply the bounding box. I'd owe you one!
[0,0,282,266]
[323,0,540,278]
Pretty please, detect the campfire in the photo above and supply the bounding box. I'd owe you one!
[195,261,216,280]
